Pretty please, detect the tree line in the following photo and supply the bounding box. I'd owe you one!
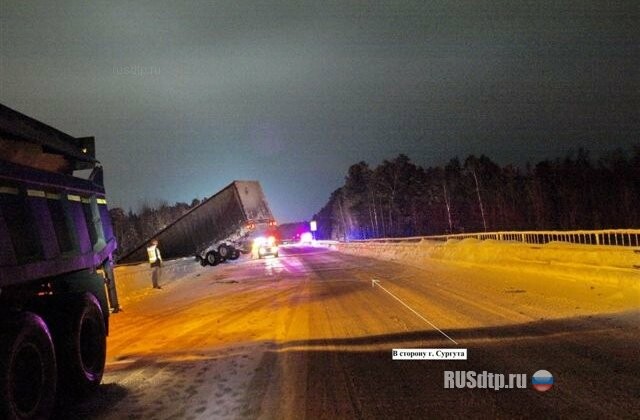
[312,147,640,240]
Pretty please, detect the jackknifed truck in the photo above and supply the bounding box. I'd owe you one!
[0,104,118,419]
[118,180,278,265]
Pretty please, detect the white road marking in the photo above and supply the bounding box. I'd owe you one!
[371,278,459,345]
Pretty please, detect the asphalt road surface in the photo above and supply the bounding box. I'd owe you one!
[59,245,639,419]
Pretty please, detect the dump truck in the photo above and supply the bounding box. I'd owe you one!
[0,103,118,419]
[118,180,277,265]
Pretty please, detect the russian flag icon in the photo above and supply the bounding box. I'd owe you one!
[532,370,554,392]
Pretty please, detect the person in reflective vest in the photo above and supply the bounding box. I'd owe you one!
[147,239,163,289]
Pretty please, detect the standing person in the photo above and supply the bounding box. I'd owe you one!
[147,239,163,289]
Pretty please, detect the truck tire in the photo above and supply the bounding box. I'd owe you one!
[199,256,208,266]
[228,247,240,260]
[206,251,220,266]
[0,312,57,420]
[217,244,230,261]
[54,293,106,398]
[195,255,204,264]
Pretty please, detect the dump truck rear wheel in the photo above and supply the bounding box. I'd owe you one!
[0,312,57,420]
[53,293,106,398]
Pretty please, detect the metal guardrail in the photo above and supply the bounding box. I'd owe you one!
[349,229,640,248]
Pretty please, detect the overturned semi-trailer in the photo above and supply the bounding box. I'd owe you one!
[118,180,277,265]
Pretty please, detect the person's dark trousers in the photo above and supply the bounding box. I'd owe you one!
[151,262,162,288]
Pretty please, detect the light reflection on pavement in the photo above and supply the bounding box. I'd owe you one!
[57,245,640,419]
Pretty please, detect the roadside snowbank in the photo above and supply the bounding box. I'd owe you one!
[336,239,640,286]
[114,258,202,301]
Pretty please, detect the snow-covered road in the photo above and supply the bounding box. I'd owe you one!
[58,245,639,419]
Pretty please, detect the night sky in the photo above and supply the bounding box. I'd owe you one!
[1,1,638,222]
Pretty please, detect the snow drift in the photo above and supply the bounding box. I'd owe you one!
[336,239,640,287]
